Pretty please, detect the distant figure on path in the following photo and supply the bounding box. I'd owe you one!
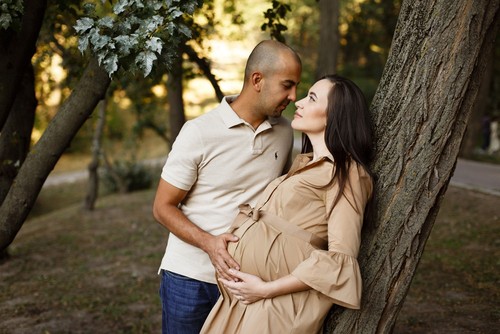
[488,118,499,155]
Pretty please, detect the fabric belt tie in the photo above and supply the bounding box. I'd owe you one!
[233,204,328,250]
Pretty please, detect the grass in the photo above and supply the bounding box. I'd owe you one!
[0,177,499,333]
[394,186,500,333]
[1,187,167,333]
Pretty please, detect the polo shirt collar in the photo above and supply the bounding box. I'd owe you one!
[218,95,274,130]
[302,152,335,164]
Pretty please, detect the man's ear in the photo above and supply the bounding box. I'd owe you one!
[251,72,263,92]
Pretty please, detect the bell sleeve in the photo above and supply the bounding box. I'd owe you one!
[291,164,373,309]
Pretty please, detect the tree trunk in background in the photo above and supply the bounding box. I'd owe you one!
[315,0,339,79]
[166,52,186,146]
[0,64,37,205]
[0,0,46,130]
[0,58,110,252]
[324,1,499,333]
[460,45,494,157]
[183,44,225,101]
[84,97,108,211]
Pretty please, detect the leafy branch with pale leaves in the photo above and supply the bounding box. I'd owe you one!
[0,0,24,30]
[74,0,202,77]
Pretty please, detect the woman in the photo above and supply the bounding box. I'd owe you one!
[201,74,374,334]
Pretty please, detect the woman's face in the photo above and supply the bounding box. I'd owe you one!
[291,79,333,136]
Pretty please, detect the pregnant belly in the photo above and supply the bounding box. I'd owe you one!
[228,218,315,282]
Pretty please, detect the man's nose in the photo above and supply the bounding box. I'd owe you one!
[288,87,297,102]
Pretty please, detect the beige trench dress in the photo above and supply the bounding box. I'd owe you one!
[201,153,373,334]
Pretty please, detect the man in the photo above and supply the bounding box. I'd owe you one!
[153,40,302,334]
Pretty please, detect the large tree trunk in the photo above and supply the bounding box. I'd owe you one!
[166,52,186,145]
[0,58,110,252]
[0,0,46,130]
[0,64,37,204]
[324,0,499,333]
[315,0,339,79]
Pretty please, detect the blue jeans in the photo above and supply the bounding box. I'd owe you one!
[160,270,220,334]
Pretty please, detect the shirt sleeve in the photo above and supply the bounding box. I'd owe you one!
[291,164,373,309]
[161,121,204,191]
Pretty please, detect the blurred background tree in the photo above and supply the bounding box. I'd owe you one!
[0,0,203,253]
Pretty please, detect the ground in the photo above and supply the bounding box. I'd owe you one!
[0,184,498,333]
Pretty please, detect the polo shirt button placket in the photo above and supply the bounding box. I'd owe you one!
[251,133,263,155]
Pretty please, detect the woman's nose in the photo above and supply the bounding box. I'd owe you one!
[295,98,304,108]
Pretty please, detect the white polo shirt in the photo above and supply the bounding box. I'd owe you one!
[159,96,293,283]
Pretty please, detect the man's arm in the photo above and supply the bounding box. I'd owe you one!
[152,179,240,281]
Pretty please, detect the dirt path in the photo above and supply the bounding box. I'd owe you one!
[44,156,500,198]
[451,158,500,196]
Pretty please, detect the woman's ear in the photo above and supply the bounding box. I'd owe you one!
[251,72,263,92]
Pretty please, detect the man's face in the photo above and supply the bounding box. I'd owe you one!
[260,54,301,118]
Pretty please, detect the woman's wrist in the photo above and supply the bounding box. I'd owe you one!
[262,275,311,299]
[263,280,277,299]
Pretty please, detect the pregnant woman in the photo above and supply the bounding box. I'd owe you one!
[201,74,374,334]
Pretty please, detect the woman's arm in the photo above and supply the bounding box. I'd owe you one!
[219,269,310,304]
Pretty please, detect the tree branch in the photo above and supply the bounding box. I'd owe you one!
[0,58,110,251]
[182,44,225,101]
[0,0,47,131]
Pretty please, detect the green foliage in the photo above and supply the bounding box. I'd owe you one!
[0,0,23,30]
[261,0,291,43]
[339,0,401,81]
[74,0,203,77]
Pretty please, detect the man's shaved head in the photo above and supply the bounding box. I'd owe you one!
[243,40,302,82]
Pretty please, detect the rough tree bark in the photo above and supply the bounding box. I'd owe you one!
[0,0,46,130]
[324,0,499,332]
[315,0,339,79]
[0,58,110,251]
[0,64,37,204]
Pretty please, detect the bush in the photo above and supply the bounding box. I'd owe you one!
[102,159,153,193]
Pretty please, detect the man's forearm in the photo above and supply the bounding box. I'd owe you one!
[155,203,212,250]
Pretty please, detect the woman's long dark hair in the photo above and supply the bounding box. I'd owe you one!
[302,74,373,206]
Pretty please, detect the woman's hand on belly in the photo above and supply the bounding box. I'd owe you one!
[219,269,270,304]
[219,269,312,304]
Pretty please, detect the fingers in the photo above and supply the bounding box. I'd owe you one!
[234,294,250,304]
[227,268,245,280]
[214,254,240,281]
[205,233,241,281]
[219,279,245,302]
[216,264,235,281]
[219,233,240,270]
[210,234,240,281]
[222,232,239,243]
[218,277,242,296]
